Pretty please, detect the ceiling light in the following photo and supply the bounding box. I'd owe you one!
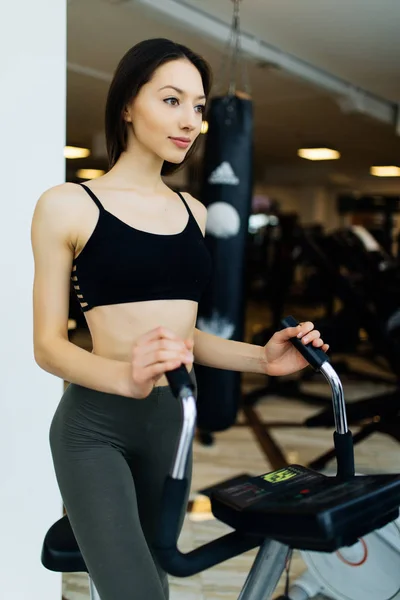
[76,169,105,179]
[64,146,91,159]
[370,166,400,177]
[201,120,209,134]
[297,147,340,161]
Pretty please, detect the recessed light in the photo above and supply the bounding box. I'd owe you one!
[76,169,105,179]
[370,166,400,177]
[64,146,91,159]
[298,148,340,161]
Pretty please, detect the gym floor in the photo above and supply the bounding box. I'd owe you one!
[62,301,399,600]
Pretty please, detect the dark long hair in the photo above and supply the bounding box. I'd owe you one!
[105,38,213,176]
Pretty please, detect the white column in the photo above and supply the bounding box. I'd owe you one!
[0,1,66,599]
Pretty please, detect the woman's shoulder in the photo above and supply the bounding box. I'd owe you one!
[33,182,90,237]
[35,182,89,216]
[36,181,81,206]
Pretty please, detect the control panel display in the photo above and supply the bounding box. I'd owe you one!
[262,468,299,484]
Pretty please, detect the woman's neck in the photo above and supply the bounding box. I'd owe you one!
[104,141,165,192]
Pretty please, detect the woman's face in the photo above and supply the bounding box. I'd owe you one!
[124,58,206,163]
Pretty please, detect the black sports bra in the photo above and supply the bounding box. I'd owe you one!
[71,184,212,312]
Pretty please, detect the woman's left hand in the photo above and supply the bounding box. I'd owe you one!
[262,321,329,377]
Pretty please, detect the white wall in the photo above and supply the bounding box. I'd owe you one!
[0,1,66,598]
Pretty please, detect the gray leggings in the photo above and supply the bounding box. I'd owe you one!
[49,368,196,600]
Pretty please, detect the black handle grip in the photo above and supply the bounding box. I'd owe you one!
[334,431,355,480]
[165,365,195,398]
[280,315,330,372]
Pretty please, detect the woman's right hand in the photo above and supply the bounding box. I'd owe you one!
[129,326,194,398]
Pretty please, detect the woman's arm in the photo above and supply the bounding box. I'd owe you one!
[193,328,267,374]
[31,185,136,398]
[36,337,134,397]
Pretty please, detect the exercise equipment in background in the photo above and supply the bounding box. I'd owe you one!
[337,194,400,256]
[298,227,400,469]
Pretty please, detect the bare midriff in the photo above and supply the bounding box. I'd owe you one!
[84,299,197,387]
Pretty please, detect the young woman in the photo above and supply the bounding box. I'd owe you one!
[31,38,328,600]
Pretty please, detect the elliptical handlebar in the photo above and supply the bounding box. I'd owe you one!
[165,366,197,480]
[281,316,355,480]
[280,316,348,433]
[158,366,262,576]
[280,315,332,372]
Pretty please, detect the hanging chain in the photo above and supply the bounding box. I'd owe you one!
[228,0,241,95]
[215,0,251,97]
[228,0,250,96]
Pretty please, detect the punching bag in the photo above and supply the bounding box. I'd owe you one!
[195,93,254,432]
